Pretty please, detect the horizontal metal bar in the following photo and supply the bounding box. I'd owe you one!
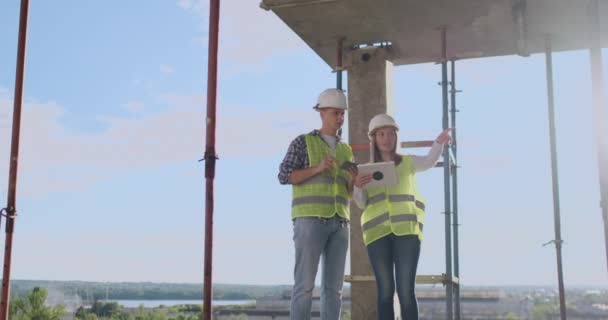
[349,143,369,151]
[343,275,375,282]
[401,140,434,148]
[417,274,460,285]
[401,141,456,167]
[356,140,450,152]
[260,0,338,11]
[344,274,459,285]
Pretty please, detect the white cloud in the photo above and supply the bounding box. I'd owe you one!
[0,109,8,129]
[14,231,204,282]
[0,94,318,198]
[0,91,14,193]
[213,234,294,285]
[191,35,208,46]
[160,93,204,107]
[176,0,194,10]
[177,0,305,66]
[177,0,205,12]
[160,65,175,74]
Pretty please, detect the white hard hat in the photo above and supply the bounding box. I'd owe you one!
[314,88,348,111]
[368,113,399,138]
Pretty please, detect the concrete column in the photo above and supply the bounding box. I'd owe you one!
[347,46,393,320]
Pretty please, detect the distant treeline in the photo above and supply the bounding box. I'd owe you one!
[10,280,292,301]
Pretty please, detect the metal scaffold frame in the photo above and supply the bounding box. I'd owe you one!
[401,28,463,319]
[2,1,608,320]
[346,29,463,318]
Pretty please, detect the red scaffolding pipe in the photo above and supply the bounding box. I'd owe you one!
[0,1,30,319]
[336,37,343,90]
[202,1,220,320]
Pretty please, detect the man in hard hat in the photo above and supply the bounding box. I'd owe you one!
[278,88,356,320]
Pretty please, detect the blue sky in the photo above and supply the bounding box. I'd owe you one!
[0,1,607,287]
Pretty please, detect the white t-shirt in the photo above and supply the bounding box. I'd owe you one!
[320,134,338,155]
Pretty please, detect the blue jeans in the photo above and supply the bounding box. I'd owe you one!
[290,216,349,320]
[367,234,421,320]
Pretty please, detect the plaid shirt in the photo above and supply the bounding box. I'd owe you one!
[278,130,344,185]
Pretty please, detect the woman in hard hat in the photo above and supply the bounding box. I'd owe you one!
[353,113,452,320]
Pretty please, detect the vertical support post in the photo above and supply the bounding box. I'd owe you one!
[0,1,29,319]
[440,27,454,320]
[544,35,568,320]
[348,47,393,320]
[202,1,220,320]
[450,59,461,320]
[336,38,344,138]
[337,37,344,90]
[589,0,608,277]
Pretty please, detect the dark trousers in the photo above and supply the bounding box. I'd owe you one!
[367,234,421,320]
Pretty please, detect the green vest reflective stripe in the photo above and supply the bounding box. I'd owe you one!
[292,134,353,220]
[361,155,426,245]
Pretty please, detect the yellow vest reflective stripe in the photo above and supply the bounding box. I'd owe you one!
[361,155,425,245]
[367,193,426,211]
[292,134,353,219]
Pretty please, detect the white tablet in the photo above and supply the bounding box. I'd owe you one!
[357,161,398,189]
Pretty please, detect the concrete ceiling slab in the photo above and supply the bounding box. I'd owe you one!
[260,0,608,67]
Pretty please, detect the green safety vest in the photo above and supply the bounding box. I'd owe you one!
[361,155,426,245]
[292,134,353,220]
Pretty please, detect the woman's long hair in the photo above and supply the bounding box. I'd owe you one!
[370,130,402,165]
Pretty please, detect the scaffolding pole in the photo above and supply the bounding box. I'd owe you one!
[589,0,608,277]
[202,1,220,320]
[440,27,454,320]
[0,1,30,319]
[450,59,461,320]
[336,37,344,90]
[544,35,568,320]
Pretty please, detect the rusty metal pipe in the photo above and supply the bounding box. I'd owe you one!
[336,38,344,90]
[0,1,30,319]
[202,0,220,320]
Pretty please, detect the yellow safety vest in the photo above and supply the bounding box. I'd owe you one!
[292,134,353,220]
[361,155,426,245]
